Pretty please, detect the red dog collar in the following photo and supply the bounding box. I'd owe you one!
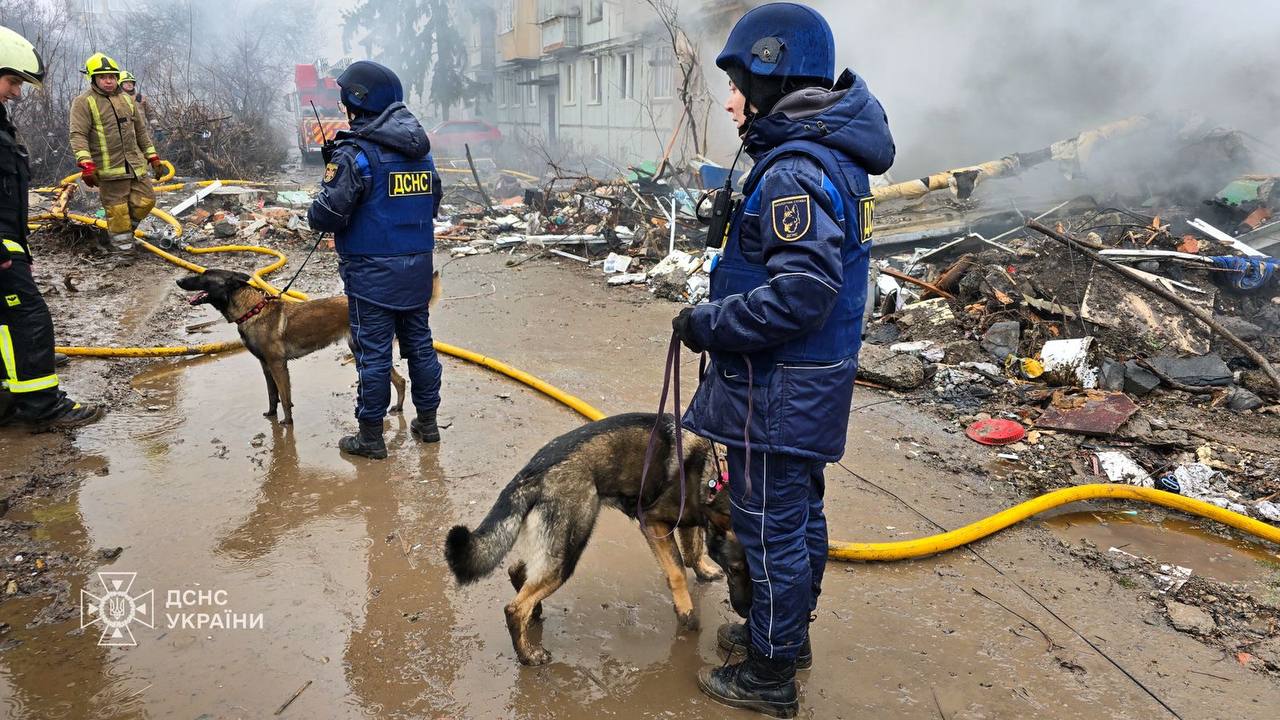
[234,298,274,325]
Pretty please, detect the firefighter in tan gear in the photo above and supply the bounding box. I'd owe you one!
[119,70,158,133]
[68,53,166,251]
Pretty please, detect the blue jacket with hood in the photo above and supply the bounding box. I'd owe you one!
[682,69,895,462]
[308,102,441,310]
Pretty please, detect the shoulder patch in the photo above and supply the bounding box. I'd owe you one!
[771,194,812,242]
[323,162,339,184]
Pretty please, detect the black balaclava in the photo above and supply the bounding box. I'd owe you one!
[728,64,826,125]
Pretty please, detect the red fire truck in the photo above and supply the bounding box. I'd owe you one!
[291,63,348,164]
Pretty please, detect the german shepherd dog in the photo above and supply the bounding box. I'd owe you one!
[175,268,439,424]
[445,413,749,665]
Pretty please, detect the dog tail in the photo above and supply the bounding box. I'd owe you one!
[445,477,539,584]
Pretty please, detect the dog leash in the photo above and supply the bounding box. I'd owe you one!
[636,333,687,539]
[272,231,327,299]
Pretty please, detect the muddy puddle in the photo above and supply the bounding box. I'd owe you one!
[0,337,750,719]
[1043,508,1280,586]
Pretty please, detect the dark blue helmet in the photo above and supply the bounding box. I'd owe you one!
[337,60,403,114]
[716,3,835,87]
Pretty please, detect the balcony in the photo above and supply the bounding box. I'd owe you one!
[540,13,580,54]
[537,0,581,23]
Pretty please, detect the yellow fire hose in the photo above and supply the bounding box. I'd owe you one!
[57,341,244,358]
[432,341,606,422]
[152,179,279,193]
[830,484,1280,561]
[34,160,177,193]
[30,178,1280,563]
[30,205,309,302]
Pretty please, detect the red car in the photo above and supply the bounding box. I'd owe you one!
[428,120,503,158]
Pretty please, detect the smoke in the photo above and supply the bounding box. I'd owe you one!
[803,0,1280,178]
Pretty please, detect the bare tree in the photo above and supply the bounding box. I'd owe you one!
[644,0,717,160]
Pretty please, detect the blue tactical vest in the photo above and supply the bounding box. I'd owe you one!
[334,137,437,257]
[687,139,873,461]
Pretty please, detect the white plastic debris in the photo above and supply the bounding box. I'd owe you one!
[602,253,633,274]
[889,340,945,363]
[647,249,701,279]
[1255,501,1280,523]
[494,214,522,230]
[607,273,647,286]
[1095,451,1152,487]
[1039,337,1099,388]
[687,273,711,304]
[1155,563,1194,594]
[1171,463,1250,515]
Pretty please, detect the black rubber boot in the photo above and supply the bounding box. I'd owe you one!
[410,411,440,443]
[718,622,812,670]
[698,647,799,718]
[339,420,387,459]
[35,399,103,430]
[53,352,69,368]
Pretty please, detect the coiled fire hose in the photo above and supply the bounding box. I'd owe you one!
[28,184,1280,561]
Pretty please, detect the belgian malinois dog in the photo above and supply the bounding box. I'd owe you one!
[176,268,439,424]
[445,413,747,665]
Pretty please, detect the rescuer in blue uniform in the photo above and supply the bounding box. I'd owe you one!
[673,4,895,716]
[308,60,443,460]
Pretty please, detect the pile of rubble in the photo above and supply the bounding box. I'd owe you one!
[435,164,715,302]
[855,145,1280,529]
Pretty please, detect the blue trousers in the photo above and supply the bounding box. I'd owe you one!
[347,296,441,422]
[726,447,827,660]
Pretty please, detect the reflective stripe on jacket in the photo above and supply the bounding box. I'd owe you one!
[69,87,156,179]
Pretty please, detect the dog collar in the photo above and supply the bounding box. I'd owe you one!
[234,298,274,325]
[706,470,729,501]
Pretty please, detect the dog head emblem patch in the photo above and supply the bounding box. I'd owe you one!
[771,195,811,242]
[323,162,339,184]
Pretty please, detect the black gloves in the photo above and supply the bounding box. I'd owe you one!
[672,307,705,354]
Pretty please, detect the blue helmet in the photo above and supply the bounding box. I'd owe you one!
[337,60,403,114]
[716,3,835,87]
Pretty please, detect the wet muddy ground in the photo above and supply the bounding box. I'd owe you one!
[1,250,1278,718]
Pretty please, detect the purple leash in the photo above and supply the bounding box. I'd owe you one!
[637,333,686,539]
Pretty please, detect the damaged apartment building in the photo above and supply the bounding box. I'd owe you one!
[471,0,745,166]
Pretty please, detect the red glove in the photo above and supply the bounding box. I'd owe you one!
[78,160,98,188]
[148,155,165,180]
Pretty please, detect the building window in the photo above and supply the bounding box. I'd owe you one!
[526,69,538,107]
[507,74,519,107]
[499,0,514,33]
[589,56,602,105]
[563,62,576,105]
[617,52,634,100]
[496,73,506,107]
[651,51,674,99]
[589,0,603,23]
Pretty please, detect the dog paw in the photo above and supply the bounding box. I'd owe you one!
[519,648,552,666]
[262,410,277,418]
[280,417,293,426]
[390,406,404,415]
[678,610,700,632]
[694,565,724,583]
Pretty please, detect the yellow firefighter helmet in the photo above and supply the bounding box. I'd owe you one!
[83,52,121,79]
[0,26,45,89]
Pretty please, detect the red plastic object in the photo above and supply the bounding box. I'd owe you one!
[966,418,1026,446]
